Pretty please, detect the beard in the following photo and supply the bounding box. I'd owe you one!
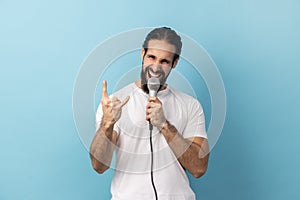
[140,63,170,94]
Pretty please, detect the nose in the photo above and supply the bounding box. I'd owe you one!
[151,63,161,72]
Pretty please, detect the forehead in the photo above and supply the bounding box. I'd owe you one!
[146,40,176,57]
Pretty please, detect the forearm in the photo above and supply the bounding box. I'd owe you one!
[90,119,117,174]
[160,120,209,178]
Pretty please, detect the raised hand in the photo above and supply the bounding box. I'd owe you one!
[101,80,130,125]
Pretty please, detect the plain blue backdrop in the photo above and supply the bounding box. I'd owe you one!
[1,0,299,199]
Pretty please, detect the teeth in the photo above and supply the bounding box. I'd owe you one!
[149,71,161,78]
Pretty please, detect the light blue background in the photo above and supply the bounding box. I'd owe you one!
[1,0,299,199]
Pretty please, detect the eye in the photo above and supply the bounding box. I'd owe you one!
[147,55,155,59]
[160,59,170,65]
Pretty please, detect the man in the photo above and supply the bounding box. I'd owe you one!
[90,27,209,200]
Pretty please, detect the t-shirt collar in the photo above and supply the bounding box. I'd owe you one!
[132,82,170,98]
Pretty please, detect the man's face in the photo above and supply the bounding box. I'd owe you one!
[140,40,178,93]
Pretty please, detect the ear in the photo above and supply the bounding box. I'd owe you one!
[141,47,145,59]
[172,57,179,69]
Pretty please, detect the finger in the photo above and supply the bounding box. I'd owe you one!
[146,106,151,113]
[110,96,118,101]
[146,112,154,121]
[102,80,109,99]
[149,97,162,105]
[111,97,120,105]
[146,114,151,121]
[148,96,157,102]
[101,97,111,105]
[118,96,130,108]
[146,102,155,109]
[147,106,152,111]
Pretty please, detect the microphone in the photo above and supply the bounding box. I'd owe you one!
[147,77,160,97]
[147,77,160,199]
[147,77,160,130]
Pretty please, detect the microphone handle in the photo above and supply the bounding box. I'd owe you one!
[149,121,153,131]
[148,90,156,131]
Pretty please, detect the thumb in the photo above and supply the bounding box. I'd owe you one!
[118,96,130,108]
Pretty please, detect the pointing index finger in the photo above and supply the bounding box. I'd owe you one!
[102,80,109,99]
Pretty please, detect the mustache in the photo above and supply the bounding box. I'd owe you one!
[144,65,165,77]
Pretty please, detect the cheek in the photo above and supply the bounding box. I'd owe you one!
[163,67,172,75]
[142,65,148,73]
[143,59,153,67]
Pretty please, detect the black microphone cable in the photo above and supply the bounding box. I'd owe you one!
[147,77,160,199]
[149,123,158,200]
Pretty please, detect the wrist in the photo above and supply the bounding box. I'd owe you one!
[160,120,169,131]
[101,117,115,131]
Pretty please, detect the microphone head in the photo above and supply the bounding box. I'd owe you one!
[147,77,160,97]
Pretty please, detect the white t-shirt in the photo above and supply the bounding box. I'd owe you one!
[96,83,207,200]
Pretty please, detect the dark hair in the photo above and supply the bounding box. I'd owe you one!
[142,27,182,62]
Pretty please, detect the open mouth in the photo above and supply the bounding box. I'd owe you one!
[148,70,162,79]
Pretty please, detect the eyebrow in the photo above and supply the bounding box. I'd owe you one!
[147,53,171,63]
[147,54,156,58]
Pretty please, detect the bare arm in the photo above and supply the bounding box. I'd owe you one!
[160,120,209,178]
[90,80,129,174]
[146,96,209,178]
[90,120,118,174]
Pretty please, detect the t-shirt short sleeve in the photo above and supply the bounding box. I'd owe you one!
[95,103,120,135]
[182,99,207,139]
